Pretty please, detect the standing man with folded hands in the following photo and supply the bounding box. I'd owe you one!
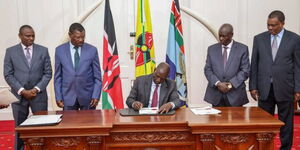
[4,25,52,150]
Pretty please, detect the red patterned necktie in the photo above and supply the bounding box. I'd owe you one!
[151,84,159,107]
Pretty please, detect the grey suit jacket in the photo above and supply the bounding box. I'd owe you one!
[249,30,300,101]
[204,41,250,106]
[3,43,52,102]
[126,74,181,109]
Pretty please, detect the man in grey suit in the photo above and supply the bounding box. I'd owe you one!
[204,24,250,107]
[3,25,52,150]
[249,10,300,150]
[126,62,181,114]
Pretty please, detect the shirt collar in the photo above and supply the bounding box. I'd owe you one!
[21,43,33,50]
[69,42,79,49]
[222,40,233,49]
[273,28,284,38]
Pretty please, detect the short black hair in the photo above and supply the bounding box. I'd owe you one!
[19,25,33,34]
[69,23,85,33]
[268,10,285,23]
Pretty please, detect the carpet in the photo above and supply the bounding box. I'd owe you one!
[0,116,299,150]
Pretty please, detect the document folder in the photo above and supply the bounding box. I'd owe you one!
[20,114,63,126]
[119,108,175,116]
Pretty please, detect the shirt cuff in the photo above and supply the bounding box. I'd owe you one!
[18,87,25,95]
[215,81,220,86]
[170,102,175,109]
[34,86,40,92]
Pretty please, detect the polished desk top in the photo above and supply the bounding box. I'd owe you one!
[16,107,284,137]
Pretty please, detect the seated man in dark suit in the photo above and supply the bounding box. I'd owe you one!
[126,62,181,114]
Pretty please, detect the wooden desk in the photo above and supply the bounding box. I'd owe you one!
[16,107,283,150]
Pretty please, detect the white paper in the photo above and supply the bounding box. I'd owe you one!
[20,114,63,126]
[190,107,221,115]
[139,107,158,114]
[0,89,18,105]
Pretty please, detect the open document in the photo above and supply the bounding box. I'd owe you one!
[20,114,63,126]
[139,107,158,114]
[0,89,18,105]
[190,107,221,115]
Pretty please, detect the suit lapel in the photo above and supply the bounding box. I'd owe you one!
[64,43,75,72]
[17,44,30,68]
[274,31,290,63]
[225,41,237,73]
[159,81,168,107]
[78,44,87,70]
[263,33,274,62]
[144,75,152,107]
[30,44,38,69]
[215,44,224,73]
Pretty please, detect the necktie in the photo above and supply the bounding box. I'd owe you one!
[151,84,159,107]
[74,46,80,69]
[271,35,278,61]
[25,47,31,67]
[223,46,228,69]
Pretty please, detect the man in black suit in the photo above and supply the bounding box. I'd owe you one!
[126,62,181,114]
[249,10,300,150]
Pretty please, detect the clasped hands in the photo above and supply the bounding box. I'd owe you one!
[217,82,232,93]
[132,101,173,114]
[21,88,38,100]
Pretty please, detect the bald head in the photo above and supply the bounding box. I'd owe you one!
[153,62,170,84]
[219,23,233,46]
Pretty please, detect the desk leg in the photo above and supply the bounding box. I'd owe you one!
[256,133,275,150]
[25,138,44,150]
[87,136,103,150]
[199,134,216,150]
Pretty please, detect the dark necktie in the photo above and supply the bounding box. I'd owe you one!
[25,47,31,67]
[151,84,159,107]
[74,46,80,69]
[223,46,228,69]
[271,35,278,61]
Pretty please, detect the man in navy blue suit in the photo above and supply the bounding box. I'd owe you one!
[54,23,102,110]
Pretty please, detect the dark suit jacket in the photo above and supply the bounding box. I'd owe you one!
[204,41,250,106]
[249,30,300,101]
[54,42,102,107]
[4,43,52,103]
[126,74,181,109]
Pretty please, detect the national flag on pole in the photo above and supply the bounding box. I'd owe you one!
[102,0,124,109]
[135,0,156,77]
[166,0,188,107]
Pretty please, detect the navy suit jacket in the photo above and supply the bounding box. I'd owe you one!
[249,30,300,101]
[204,41,250,106]
[54,42,102,106]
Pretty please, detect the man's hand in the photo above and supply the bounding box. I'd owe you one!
[90,98,99,108]
[294,92,300,102]
[0,104,9,109]
[56,100,64,108]
[158,103,173,114]
[132,101,143,110]
[250,90,259,101]
[21,90,36,100]
[217,82,230,93]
